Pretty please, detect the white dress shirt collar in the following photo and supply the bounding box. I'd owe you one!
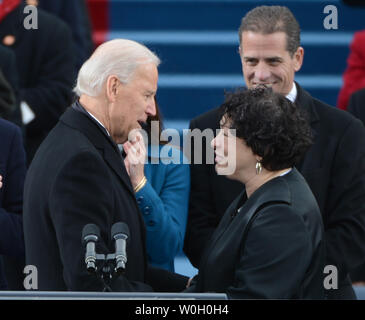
[286,83,297,103]
[85,110,111,136]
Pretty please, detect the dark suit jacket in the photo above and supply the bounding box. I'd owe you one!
[184,83,365,299]
[38,0,93,71]
[0,3,75,161]
[0,69,15,118]
[23,105,188,291]
[346,88,365,283]
[186,169,325,299]
[0,119,27,289]
[348,88,365,126]
[0,44,22,129]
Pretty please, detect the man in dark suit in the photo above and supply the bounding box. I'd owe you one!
[348,88,365,126]
[0,118,27,290]
[184,5,365,299]
[0,45,22,129]
[347,88,365,286]
[0,51,25,290]
[23,39,188,291]
[0,1,75,161]
[36,0,94,72]
[0,70,15,120]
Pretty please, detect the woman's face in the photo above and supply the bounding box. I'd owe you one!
[211,117,257,181]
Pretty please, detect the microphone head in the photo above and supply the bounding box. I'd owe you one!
[111,222,130,240]
[82,224,100,244]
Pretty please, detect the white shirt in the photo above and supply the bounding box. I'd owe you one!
[85,110,111,136]
[282,85,296,177]
[286,83,297,103]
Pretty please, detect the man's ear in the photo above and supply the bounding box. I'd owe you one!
[293,46,304,72]
[106,75,120,102]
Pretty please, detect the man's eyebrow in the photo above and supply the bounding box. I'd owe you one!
[265,57,283,62]
[243,56,257,60]
[243,56,283,61]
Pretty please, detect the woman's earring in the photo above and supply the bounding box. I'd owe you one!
[256,161,262,175]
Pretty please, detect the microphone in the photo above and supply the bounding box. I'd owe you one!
[82,224,100,273]
[111,222,130,275]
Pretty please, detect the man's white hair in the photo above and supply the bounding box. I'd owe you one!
[74,39,160,97]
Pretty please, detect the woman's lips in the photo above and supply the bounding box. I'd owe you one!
[215,154,227,165]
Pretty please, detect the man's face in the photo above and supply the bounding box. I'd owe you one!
[239,31,303,95]
[109,63,158,144]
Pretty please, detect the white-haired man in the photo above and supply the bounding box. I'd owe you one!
[23,39,188,291]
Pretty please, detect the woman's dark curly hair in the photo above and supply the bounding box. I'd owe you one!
[220,87,313,171]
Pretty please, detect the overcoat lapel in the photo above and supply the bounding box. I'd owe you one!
[59,106,135,198]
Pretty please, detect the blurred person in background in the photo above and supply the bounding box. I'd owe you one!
[0,44,22,129]
[0,112,27,289]
[28,0,94,72]
[0,0,75,162]
[0,43,26,290]
[337,30,365,111]
[123,99,189,272]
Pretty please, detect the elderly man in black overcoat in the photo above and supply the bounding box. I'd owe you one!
[23,39,188,292]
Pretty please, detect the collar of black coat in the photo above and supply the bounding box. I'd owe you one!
[59,104,135,197]
[71,100,111,141]
[231,168,294,217]
[294,82,320,125]
[198,168,296,274]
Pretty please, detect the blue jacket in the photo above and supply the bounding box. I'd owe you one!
[135,145,190,271]
[0,119,27,289]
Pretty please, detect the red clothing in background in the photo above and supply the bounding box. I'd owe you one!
[337,30,365,110]
[0,0,21,21]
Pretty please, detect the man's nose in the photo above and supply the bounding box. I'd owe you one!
[254,63,271,81]
[146,98,156,116]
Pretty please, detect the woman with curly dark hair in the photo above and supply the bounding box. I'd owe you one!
[185,87,325,299]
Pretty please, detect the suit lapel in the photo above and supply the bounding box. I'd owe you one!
[294,83,320,171]
[102,146,135,198]
[294,82,320,125]
[60,107,135,197]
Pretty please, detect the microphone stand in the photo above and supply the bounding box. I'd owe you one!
[89,253,123,292]
[83,223,128,292]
